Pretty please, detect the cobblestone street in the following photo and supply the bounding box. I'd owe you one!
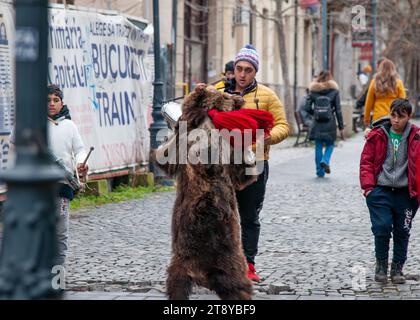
[1,0,419,306]
[62,129,420,300]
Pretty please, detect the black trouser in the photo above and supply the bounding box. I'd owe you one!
[236,160,269,265]
[366,186,418,265]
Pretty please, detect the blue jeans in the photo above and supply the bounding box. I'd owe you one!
[366,186,418,264]
[315,139,334,177]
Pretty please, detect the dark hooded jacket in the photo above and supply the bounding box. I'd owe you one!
[300,80,344,142]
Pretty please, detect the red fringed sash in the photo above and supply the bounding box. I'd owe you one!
[207,109,274,147]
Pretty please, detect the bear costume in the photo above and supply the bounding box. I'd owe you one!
[151,84,270,300]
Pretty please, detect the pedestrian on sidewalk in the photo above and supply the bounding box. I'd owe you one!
[297,88,310,120]
[355,58,386,116]
[214,60,235,90]
[224,60,235,82]
[221,44,289,282]
[360,98,420,284]
[47,84,88,267]
[363,58,406,137]
[300,70,344,177]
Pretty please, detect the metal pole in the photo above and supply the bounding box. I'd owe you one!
[372,0,377,74]
[322,0,328,70]
[149,0,168,173]
[0,0,63,299]
[293,0,298,111]
[249,0,253,44]
[171,0,178,99]
[311,16,317,77]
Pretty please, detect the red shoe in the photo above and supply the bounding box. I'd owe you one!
[247,262,261,282]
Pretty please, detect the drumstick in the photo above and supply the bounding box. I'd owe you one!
[78,147,94,184]
[82,147,94,166]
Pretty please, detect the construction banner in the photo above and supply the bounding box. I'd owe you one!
[48,6,154,174]
[2,3,155,196]
[0,0,15,194]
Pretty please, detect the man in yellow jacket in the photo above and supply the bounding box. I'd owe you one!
[220,44,289,282]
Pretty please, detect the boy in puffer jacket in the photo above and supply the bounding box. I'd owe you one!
[360,98,420,284]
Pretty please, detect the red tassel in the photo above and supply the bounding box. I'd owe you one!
[207,109,274,147]
[237,109,274,134]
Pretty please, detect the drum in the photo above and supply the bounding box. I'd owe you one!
[161,102,182,129]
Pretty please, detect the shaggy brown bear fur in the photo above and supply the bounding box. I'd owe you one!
[151,84,257,300]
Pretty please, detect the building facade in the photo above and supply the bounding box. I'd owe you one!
[174,0,317,129]
[50,0,318,127]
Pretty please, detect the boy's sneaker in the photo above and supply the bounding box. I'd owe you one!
[247,263,261,283]
[390,262,406,284]
[374,259,388,283]
[320,162,331,174]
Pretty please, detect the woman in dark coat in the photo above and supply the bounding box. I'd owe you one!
[300,70,344,177]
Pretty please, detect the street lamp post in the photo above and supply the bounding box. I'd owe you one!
[293,0,298,111]
[149,0,168,176]
[0,0,63,299]
[372,0,377,74]
[321,0,328,70]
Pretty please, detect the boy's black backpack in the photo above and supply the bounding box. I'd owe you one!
[313,96,333,122]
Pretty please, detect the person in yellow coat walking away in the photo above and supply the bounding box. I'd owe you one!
[364,58,406,127]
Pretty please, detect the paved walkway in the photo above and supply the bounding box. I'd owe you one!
[63,130,420,300]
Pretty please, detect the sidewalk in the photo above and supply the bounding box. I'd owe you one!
[3,129,420,300]
[61,130,420,300]
[62,291,361,300]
